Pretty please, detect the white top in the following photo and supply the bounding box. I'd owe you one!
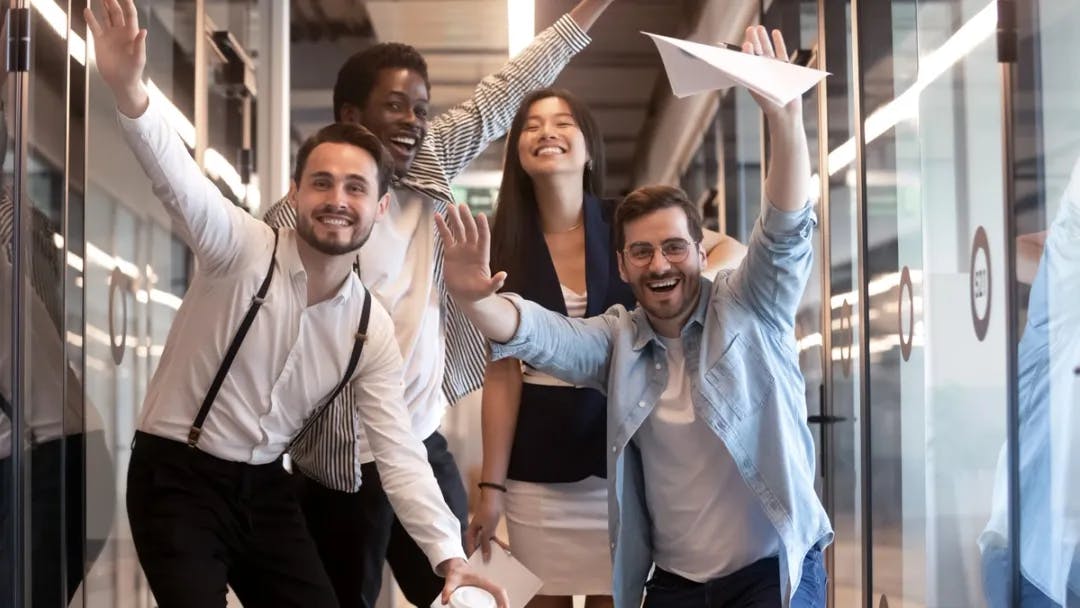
[118,98,464,568]
[636,336,780,581]
[356,187,446,462]
[521,284,586,388]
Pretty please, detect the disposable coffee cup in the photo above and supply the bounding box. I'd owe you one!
[447,586,496,608]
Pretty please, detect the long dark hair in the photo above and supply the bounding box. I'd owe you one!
[489,88,605,281]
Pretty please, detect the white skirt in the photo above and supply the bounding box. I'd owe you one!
[504,476,613,596]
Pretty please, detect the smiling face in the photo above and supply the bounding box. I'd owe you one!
[617,206,706,334]
[515,96,590,181]
[293,141,389,256]
[344,67,430,177]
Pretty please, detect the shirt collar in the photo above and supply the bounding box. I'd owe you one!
[630,276,712,351]
[280,230,308,280]
[282,230,362,307]
[395,141,454,204]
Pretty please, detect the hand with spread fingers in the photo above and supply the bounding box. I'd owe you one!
[85,0,149,118]
[741,25,802,121]
[435,204,508,304]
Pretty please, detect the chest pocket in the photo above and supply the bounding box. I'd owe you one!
[702,333,776,422]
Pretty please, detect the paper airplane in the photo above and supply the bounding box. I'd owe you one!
[429,546,543,608]
[644,32,829,106]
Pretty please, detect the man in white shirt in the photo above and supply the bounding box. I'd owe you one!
[85,2,505,607]
[261,2,613,606]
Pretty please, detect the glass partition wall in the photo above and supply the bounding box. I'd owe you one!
[1,1,281,606]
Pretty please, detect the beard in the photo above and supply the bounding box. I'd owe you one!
[295,212,373,256]
[633,269,702,322]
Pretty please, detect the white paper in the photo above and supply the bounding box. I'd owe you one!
[643,32,829,106]
[429,547,543,608]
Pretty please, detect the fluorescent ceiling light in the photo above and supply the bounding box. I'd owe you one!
[507,0,535,58]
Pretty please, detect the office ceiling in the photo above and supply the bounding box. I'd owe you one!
[289,0,709,195]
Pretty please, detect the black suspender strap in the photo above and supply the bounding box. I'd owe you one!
[188,228,279,448]
[289,287,373,449]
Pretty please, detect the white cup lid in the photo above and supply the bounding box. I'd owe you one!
[448,587,496,608]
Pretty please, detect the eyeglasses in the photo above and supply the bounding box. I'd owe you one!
[622,238,695,268]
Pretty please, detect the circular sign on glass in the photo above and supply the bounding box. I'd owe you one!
[839,298,853,378]
[898,266,914,361]
[970,226,992,341]
[108,267,131,365]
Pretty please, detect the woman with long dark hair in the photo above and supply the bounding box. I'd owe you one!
[465,88,744,608]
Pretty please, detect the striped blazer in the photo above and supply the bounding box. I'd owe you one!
[264,14,591,491]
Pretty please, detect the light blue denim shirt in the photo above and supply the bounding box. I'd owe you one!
[491,201,833,607]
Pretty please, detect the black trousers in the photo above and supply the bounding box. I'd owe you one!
[127,431,338,608]
[299,430,469,608]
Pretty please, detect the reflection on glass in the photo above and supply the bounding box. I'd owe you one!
[1,7,16,602]
[981,157,1080,608]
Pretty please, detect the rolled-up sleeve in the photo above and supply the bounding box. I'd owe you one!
[727,201,817,335]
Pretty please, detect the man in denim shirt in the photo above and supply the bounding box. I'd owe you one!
[438,26,831,608]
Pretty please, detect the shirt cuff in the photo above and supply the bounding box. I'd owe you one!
[427,540,468,573]
[488,294,533,362]
[760,199,818,239]
[551,13,592,54]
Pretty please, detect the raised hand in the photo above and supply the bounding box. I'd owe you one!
[435,204,508,304]
[86,0,149,117]
[742,25,801,121]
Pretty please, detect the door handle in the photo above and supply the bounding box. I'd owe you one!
[807,414,848,424]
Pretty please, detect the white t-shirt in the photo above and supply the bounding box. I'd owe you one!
[636,336,781,581]
[521,284,586,388]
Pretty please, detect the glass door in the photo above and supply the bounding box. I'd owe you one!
[852,0,1010,605]
[1,2,22,605]
[819,1,863,605]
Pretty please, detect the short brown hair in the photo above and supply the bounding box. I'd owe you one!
[614,185,704,250]
[293,123,394,197]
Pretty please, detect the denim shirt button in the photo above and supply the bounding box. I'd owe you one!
[654,363,661,370]
[611,444,618,453]
[637,400,646,408]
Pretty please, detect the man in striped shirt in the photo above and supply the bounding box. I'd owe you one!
[262,2,615,606]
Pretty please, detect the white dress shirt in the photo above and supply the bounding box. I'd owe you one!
[355,187,446,461]
[636,336,781,581]
[118,97,464,569]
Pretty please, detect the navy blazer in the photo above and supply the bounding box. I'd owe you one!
[503,194,635,483]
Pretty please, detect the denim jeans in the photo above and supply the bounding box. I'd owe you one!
[643,548,827,608]
[981,544,1069,608]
